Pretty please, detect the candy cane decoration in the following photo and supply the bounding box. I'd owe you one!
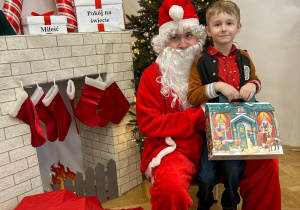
[55,0,77,32]
[2,0,24,33]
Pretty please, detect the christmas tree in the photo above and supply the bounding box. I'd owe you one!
[126,0,218,151]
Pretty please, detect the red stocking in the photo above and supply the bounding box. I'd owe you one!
[9,91,46,147]
[97,75,117,127]
[98,90,117,127]
[31,86,58,142]
[75,76,106,127]
[105,76,130,124]
[42,85,71,141]
[66,80,80,134]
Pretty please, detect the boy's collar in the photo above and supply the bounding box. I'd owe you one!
[208,44,237,56]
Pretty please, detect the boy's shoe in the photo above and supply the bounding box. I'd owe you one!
[197,202,210,210]
[197,207,210,210]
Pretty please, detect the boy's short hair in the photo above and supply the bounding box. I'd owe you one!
[206,0,240,26]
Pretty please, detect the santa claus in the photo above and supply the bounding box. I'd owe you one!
[136,0,206,209]
[136,0,280,210]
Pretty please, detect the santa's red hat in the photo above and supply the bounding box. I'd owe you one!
[158,0,199,35]
[152,0,206,54]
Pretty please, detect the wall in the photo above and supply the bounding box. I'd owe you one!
[0,31,142,210]
[233,0,300,147]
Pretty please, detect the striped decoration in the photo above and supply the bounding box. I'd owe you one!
[55,0,77,32]
[2,0,24,33]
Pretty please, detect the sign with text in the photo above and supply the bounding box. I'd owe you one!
[23,24,68,35]
[76,4,125,32]
[80,7,119,25]
[21,16,68,35]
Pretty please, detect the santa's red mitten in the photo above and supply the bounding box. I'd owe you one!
[66,80,80,134]
[75,76,106,127]
[9,91,46,147]
[97,75,117,127]
[31,86,58,142]
[42,85,71,141]
[105,76,130,124]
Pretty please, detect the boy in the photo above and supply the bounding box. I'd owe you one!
[187,1,261,210]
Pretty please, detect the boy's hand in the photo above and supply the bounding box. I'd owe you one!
[215,82,239,102]
[239,83,256,101]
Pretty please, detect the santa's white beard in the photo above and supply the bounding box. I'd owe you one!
[156,43,201,110]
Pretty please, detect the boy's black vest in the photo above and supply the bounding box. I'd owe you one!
[197,49,252,103]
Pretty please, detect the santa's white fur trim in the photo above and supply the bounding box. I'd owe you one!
[85,76,106,90]
[9,91,28,117]
[145,137,177,183]
[42,85,59,107]
[152,22,206,54]
[66,80,75,100]
[169,5,184,21]
[31,86,44,106]
[159,18,199,36]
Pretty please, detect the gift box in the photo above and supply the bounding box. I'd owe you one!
[21,12,68,35]
[74,0,125,32]
[205,100,283,160]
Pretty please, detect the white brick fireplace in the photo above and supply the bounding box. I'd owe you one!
[0,31,142,210]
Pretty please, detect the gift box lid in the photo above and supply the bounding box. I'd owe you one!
[21,16,67,25]
[205,102,275,114]
[74,0,122,7]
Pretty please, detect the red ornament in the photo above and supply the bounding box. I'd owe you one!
[55,0,77,32]
[2,0,24,33]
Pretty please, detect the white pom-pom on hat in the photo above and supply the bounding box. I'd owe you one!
[169,5,184,21]
[157,0,200,37]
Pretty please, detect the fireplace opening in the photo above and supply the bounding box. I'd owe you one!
[25,78,86,192]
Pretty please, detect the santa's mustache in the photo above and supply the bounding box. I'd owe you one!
[156,43,201,110]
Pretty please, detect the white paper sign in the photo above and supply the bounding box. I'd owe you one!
[23,24,68,35]
[80,7,119,25]
[76,4,125,32]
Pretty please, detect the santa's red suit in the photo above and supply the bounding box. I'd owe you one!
[136,63,205,210]
[137,62,281,210]
[240,158,281,210]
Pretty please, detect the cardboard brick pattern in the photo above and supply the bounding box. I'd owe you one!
[0,32,142,210]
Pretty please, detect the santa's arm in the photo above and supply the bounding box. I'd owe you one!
[136,67,205,138]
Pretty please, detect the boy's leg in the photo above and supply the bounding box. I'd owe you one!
[197,139,220,210]
[221,160,245,209]
[240,159,281,210]
[150,151,197,210]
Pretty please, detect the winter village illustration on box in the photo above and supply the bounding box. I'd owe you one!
[205,102,283,160]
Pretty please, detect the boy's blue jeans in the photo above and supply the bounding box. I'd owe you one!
[197,139,245,209]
